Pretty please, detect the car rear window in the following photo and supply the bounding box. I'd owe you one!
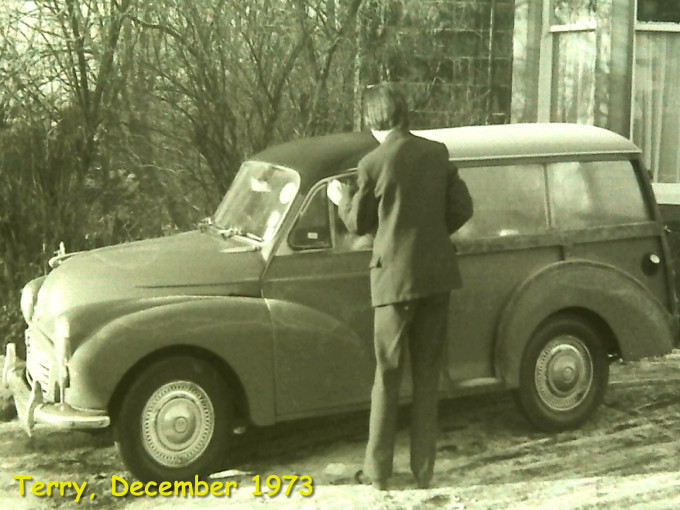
[454,164,548,239]
[549,160,650,229]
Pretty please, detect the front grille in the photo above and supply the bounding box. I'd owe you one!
[25,328,57,402]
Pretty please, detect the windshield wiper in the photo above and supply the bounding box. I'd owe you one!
[218,226,244,239]
[243,232,263,242]
[200,218,238,238]
[199,218,239,238]
[221,227,264,243]
[206,221,262,243]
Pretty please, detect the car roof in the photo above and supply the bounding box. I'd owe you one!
[250,123,641,190]
[251,132,378,192]
[416,123,641,162]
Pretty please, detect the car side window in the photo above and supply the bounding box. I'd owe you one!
[549,160,650,229]
[452,164,548,240]
[331,174,374,252]
[288,184,332,250]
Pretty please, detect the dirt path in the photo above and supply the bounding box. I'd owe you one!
[2,353,680,509]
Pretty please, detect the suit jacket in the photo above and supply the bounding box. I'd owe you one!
[339,129,473,307]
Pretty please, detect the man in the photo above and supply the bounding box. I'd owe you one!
[327,83,473,490]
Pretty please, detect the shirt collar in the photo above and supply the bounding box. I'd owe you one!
[371,128,395,144]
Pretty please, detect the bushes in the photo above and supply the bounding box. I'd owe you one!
[0,0,518,353]
[0,111,193,352]
[0,301,24,356]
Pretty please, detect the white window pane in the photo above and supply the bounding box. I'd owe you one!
[552,30,597,124]
[549,160,649,229]
[632,31,680,182]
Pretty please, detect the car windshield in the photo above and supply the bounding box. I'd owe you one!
[212,161,300,243]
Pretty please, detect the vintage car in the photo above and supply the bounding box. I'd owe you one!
[3,123,678,482]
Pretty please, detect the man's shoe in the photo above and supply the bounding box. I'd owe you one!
[354,469,388,491]
[414,477,430,489]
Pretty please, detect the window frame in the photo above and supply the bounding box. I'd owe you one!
[286,171,370,254]
[326,172,375,254]
[546,158,653,231]
[287,181,333,252]
[636,0,680,25]
[452,162,551,242]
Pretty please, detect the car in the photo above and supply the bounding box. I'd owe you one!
[3,123,678,482]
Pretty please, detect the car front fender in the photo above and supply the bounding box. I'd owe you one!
[495,260,676,388]
[65,296,275,426]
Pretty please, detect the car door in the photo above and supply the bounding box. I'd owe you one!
[447,163,562,384]
[261,175,377,419]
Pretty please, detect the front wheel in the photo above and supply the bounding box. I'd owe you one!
[514,314,609,432]
[113,356,232,482]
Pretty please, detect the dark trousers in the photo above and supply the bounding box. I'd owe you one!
[364,292,450,485]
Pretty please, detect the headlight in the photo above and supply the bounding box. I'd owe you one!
[19,276,46,322]
[20,284,37,322]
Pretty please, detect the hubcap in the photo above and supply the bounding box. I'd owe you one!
[141,381,215,468]
[535,335,593,411]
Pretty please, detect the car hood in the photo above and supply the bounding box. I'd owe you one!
[33,230,265,325]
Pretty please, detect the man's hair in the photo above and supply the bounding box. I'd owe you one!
[362,83,409,131]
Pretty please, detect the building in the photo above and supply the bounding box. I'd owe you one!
[512,0,680,183]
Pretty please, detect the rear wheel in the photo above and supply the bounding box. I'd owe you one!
[515,314,609,431]
[113,356,232,482]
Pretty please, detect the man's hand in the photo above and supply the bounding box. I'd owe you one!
[327,179,350,206]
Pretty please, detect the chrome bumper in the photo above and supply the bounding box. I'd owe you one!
[2,343,110,436]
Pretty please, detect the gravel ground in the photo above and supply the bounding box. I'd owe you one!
[2,352,680,509]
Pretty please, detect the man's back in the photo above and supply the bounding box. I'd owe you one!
[353,129,471,306]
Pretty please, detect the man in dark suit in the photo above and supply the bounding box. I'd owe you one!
[327,84,473,490]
